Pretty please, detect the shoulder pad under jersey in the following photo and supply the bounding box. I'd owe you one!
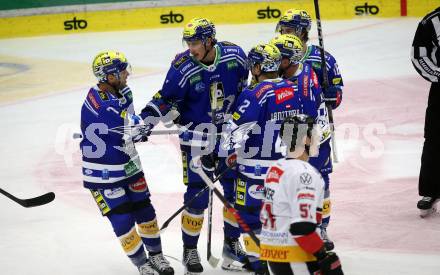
[218,41,238,47]
[172,50,191,69]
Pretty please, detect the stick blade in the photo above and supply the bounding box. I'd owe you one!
[22,192,55,207]
[208,254,220,268]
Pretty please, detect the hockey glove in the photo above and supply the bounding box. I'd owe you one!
[323,86,343,109]
[132,124,152,143]
[314,247,344,275]
[201,153,217,172]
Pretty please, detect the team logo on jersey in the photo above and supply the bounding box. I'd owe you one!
[275,87,294,104]
[300,173,312,185]
[266,166,284,184]
[103,187,125,199]
[129,178,148,193]
[248,185,265,199]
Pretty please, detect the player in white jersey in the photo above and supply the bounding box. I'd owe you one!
[260,115,343,275]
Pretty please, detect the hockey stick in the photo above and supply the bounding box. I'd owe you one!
[313,0,339,163]
[0,188,55,208]
[159,160,237,233]
[73,128,222,140]
[206,89,220,268]
[191,157,260,247]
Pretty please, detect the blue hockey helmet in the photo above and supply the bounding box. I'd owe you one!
[92,51,130,82]
[182,17,216,43]
[276,9,312,35]
[270,34,304,65]
[247,43,282,73]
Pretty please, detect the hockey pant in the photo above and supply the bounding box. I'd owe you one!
[235,173,265,271]
[419,82,440,198]
[90,177,162,268]
[180,146,240,248]
[268,261,320,275]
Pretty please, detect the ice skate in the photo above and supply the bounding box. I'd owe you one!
[182,247,203,275]
[320,227,335,251]
[418,197,439,218]
[221,237,249,272]
[149,253,174,275]
[139,260,157,275]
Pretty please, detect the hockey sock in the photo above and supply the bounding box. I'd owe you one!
[181,208,205,247]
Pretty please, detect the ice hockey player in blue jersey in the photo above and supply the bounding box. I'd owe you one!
[80,51,174,275]
[221,43,320,275]
[276,9,345,250]
[139,18,249,274]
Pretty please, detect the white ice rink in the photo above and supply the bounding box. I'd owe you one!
[1,17,439,275]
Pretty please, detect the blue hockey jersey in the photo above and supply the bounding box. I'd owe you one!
[223,77,319,180]
[302,45,342,174]
[303,44,344,91]
[80,86,145,189]
[141,41,248,147]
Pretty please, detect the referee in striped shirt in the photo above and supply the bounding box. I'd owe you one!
[411,7,440,214]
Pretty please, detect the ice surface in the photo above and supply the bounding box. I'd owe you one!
[1,18,439,275]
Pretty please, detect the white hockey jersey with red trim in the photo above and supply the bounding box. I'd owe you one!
[260,158,325,263]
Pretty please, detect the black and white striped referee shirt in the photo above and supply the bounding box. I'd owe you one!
[411,7,440,83]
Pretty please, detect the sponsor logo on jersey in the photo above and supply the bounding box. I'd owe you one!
[302,75,309,97]
[297,192,315,200]
[84,169,93,176]
[129,178,148,193]
[226,153,237,166]
[248,184,265,199]
[236,178,247,206]
[257,6,281,19]
[355,3,379,16]
[124,160,139,177]
[120,110,127,119]
[98,90,109,101]
[88,92,100,109]
[173,55,189,69]
[255,84,272,98]
[180,63,193,74]
[266,166,284,183]
[299,173,312,185]
[275,87,294,104]
[189,74,202,85]
[103,187,125,199]
[64,17,87,31]
[227,60,238,70]
[232,112,241,120]
[153,91,162,99]
[160,11,184,24]
[311,71,319,88]
[195,82,205,93]
[225,48,239,54]
[332,78,342,85]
